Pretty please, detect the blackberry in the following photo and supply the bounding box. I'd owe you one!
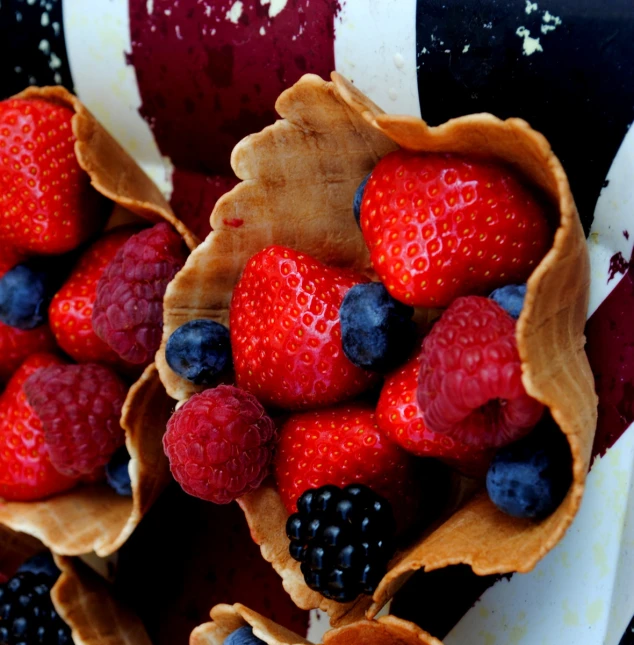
[340,282,416,372]
[286,484,396,603]
[165,319,232,385]
[0,569,71,645]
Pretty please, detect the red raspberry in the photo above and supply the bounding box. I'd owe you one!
[92,223,187,366]
[24,363,127,477]
[417,296,544,449]
[163,385,277,504]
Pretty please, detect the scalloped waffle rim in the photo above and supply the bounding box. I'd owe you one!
[157,72,597,627]
[191,603,442,645]
[0,86,197,556]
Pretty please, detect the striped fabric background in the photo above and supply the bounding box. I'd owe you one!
[2,1,634,643]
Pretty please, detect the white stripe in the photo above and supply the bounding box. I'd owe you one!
[586,123,634,318]
[446,424,634,645]
[62,0,174,198]
[334,0,420,117]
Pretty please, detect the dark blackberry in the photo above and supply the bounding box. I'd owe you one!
[0,569,71,644]
[286,484,396,603]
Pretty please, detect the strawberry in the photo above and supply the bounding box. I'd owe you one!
[376,346,492,477]
[360,150,552,307]
[274,403,421,531]
[0,244,26,279]
[48,226,139,364]
[0,98,108,255]
[0,321,57,384]
[230,246,378,410]
[0,353,77,501]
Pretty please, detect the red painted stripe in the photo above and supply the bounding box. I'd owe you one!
[128,0,339,236]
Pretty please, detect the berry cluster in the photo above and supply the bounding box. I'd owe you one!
[0,96,186,502]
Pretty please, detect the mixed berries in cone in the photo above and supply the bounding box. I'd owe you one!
[0,93,189,505]
[162,142,576,606]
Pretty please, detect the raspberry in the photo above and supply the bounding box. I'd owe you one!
[417,296,544,449]
[163,385,277,504]
[92,223,187,366]
[24,363,127,477]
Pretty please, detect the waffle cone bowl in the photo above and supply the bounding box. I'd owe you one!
[191,603,442,645]
[157,72,597,627]
[0,86,197,556]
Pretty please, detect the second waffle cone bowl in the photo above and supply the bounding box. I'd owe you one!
[0,86,197,556]
[0,525,150,644]
[191,602,443,645]
[157,72,597,628]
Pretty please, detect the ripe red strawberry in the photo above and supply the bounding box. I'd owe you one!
[48,226,139,364]
[0,98,108,255]
[0,321,57,384]
[417,296,544,449]
[274,403,421,531]
[377,346,492,476]
[0,353,77,501]
[230,246,377,410]
[0,244,26,279]
[360,150,552,307]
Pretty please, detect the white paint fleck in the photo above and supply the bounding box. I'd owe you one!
[462,44,470,53]
[164,8,171,15]
[54,72,62,84]
[205,5,211,17]
[388,88,398,101]
[41,11,49,26]
[393,53,405,69]
[541,23,556,34]
[261,0,288,19]
[516,26,543,55]
[543,10,562,25]
[420,47,429,54]
[49,53,62,70]
[15,11,22,22]
[259,26,266,35]
[52,22,60,36]
[175,24,183,39]
[28,76,37,85]
[26,0,36,5]
[444,49,451,53]
[226,1,243,23]
[430,34,437,42]
[525,1,538,14]
[483,21,493,29]
[146,0,153,15]
[38,39,50,55]
[14,66,22,74]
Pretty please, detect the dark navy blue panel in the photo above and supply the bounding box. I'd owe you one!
[415,0,634,234]
[0,0,74,99]
[621,613,634,644]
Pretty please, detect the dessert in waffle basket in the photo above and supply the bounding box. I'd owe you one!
[0,524,150,644]
[156,72,597,632]
[0,86,197,557]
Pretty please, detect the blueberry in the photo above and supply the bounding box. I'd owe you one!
[486,427,572,519]
[353,173,371,228]
[16,553,60,581]
[165,319,232,385]
[489,284,527,320]
[225,625,267,645]
[0,263,54,329]
[340,282,416,372]
[105,446,132,497]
